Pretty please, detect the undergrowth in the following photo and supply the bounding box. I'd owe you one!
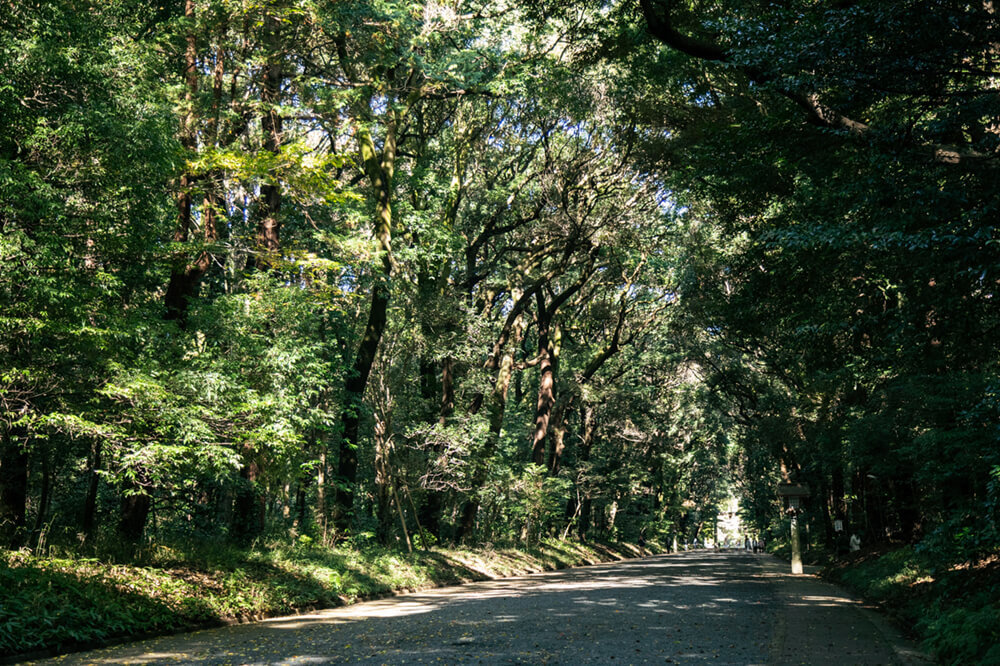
[825,546,1000,665]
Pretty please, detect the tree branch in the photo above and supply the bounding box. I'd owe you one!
[638,0,993,164]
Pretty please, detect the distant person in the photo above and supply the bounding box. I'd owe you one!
[744,536,751,551]
[850,533,861,553]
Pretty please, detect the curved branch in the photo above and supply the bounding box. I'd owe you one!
[638,0,992,164]
[639,0,727,62]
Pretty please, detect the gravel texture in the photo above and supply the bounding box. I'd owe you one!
[27,550,930,665]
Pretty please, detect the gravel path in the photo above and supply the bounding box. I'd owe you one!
[28,550,931,665]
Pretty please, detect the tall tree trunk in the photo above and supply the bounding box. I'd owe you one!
[229,8,285,540]
[32,453,50,535]
[526,263,594,467]
[418,358,437,407]
[256,7,282,261]
[438,354,455,417]
[119,474,151,546]
[862,469,886,543]
[334,116,397,532]
[335,281,388,532]
[413,254,446,536]
[455,314,526,541]
[391,475,412,553]
[164,0,204,323]
[372,374,395,545]
[831,464,847,527]
[818,477,836,549]
[547,400,570,476]
[577,404,595,540]
[373,406,393,545]
[0,426,28,548]
[81,439,102,540]
[165,20,229,321]
[231,457,265,541]
[419,357,454,538]
[295,479,307,529]
[531,305,559,466]
[893,477,920,542]
[317,448,327,540]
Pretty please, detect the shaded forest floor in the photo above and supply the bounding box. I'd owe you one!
[0,537,657,661]
[821,546,1000,664]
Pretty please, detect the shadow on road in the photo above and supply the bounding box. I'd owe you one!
[36,551,924,665]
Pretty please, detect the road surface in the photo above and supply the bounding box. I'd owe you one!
[28,550,930,665]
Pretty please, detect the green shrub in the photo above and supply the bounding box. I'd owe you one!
[921,603,1000,666]
[827,545,1000,665]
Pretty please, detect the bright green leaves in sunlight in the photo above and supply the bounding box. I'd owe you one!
[188,143,357,208]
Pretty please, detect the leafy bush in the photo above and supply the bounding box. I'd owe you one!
[921,604,1000,666]
[0,552,209,655]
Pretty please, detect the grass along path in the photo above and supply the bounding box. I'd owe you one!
[0,538,659,662]
[822,545,1000,664]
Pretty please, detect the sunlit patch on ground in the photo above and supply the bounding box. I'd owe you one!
[26,550,927,665]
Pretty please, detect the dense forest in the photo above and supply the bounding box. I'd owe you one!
[1,0,998,609]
